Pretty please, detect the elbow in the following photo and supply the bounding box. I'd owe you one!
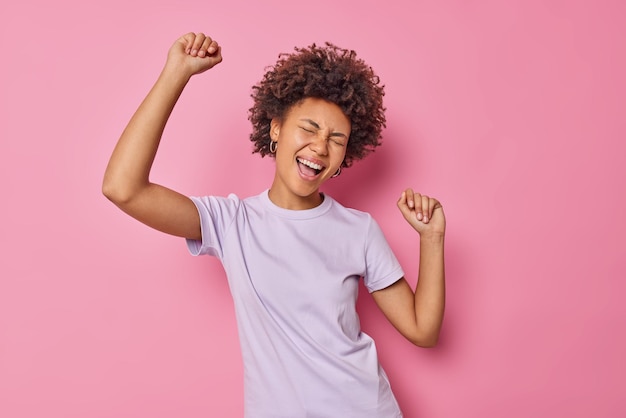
[101,178,115,202]
[413,337,439,348]
[408,330,441,348]
[102,178,121,204]
[102,175,134,206]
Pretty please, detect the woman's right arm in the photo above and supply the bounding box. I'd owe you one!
[102,33,222,240]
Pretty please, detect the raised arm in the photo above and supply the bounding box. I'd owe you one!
[102,33,222,240]
[372,189,446,347]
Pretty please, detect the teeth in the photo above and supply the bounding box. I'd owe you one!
[297,158,323,171]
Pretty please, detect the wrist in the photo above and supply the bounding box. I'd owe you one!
[160,63,193,86]
[419,231,445,245]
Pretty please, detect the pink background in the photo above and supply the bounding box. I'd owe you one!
[1,0,625,417]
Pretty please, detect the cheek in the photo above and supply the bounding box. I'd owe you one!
[280,129,305,147]
[333,146,348,163]
[293,131,312,147]
[275,148,290,164]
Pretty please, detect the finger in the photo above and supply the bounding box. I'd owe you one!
[198,35,214,57]
[214,45,223,63]
[190,33,207,56]
[207,39,219,55]
[397,190,405,206]
[397,191,409,213]
[405,188,415,209]
[429,198,441,221]
[420,194,430,223]
[397,191,415,222]
[180,32,195,54]
[413,192,423,221]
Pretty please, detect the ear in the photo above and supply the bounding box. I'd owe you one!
[270,118,281,141]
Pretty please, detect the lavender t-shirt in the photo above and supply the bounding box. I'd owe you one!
[187,190,404,417]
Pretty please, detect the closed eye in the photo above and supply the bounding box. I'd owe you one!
[299,120,347,146]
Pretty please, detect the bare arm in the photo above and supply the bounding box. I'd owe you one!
[102,33,222,239]
[372,190,446,347]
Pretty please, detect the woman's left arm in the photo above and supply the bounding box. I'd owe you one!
[371,189,446,347]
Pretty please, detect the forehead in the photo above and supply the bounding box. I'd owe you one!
[286,98,351,130]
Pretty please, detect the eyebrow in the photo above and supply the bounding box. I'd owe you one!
[300,119,348,139]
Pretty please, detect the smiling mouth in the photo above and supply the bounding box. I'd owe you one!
[297,157,324,177]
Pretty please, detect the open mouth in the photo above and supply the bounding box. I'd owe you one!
[297,157,325,177]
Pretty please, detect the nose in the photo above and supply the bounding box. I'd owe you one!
[309,133,329,156]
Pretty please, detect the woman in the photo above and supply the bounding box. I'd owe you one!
[103,32,445,418]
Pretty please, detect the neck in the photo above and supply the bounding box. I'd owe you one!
[267,188,323,210]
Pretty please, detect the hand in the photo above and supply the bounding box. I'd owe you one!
[165,32,223,77]
[397,188,446,238]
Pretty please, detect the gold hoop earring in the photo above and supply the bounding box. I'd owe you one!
[331,167,341,178]
[269,140,278,153]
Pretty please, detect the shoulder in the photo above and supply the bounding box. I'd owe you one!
[326,195,373,224]
[326,196,392,245]
[191,193,242,212]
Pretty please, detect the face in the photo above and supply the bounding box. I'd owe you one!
[269,97,351,210]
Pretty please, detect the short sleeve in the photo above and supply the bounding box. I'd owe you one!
[185,194,241,259]
[363,217,404,293]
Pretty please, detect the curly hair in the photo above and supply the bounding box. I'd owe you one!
[248,43,386,168]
